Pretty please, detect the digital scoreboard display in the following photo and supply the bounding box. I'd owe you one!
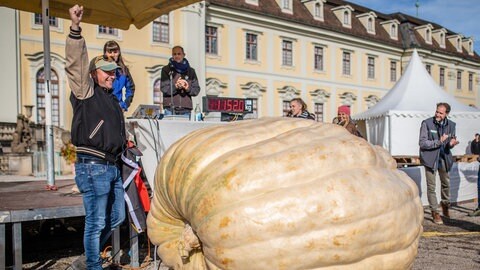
[203,96,253,113]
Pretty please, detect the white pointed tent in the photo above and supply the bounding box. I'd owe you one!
[353,49,480,156]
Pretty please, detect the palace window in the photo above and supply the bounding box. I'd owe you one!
[426,29,432,43]
[246,33,258,61]
[283,100,291,116]
[368,57,375,79]
[314,3,321,17]
[390,61,397,82]
[36,68,59,126]
[314,46,324,71]
[205,26,218,54]
[439,68,445,87]
[469,73,473,91]
[457,71,462,89]
[314,103,324,122]
[282,40,293,66]
[343,11,350,25]
[342,52,351,75]
[98,25,118,36]
[367,18,373,32]
[391,24,397,38]
[153,15,169,43]
[34,13,58,27]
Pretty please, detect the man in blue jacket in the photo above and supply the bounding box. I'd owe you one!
[419,102,459,224]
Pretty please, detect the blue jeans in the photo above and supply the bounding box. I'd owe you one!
[164,107,191,119]
[75,158,125,270]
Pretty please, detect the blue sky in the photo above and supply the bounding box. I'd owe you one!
[348,0,480,53]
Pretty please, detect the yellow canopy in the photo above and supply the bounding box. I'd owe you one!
[0,0,200,29]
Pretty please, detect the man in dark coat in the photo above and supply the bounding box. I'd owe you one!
[471,133,480,155]
[160,46,200,118]
[419,102,459,225]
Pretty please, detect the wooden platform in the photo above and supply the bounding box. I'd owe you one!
[394,156,421,167]
[0,179,84,221]
[394,154,479,167]
[0,178,144,269]
[0,179,84,270]
[455,154,479,163]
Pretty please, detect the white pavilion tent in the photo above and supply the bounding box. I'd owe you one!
[353,49,480,157]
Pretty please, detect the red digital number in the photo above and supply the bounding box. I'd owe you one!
[226,100,232,111]
[213,99,218,111]
[207,97,246,112]
[220,99,225,111]
[232,100,239,111]
[208,98,218,111]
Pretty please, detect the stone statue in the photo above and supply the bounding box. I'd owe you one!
[11,113,34,153]
[11,132,27,153]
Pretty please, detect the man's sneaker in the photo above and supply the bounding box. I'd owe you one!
[432,211,443,224]
[440,202,450,218]
[468,208,480,217]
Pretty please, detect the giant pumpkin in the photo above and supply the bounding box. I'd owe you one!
[147,117,423,270]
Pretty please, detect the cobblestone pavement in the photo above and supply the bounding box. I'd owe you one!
[413,201,480,270]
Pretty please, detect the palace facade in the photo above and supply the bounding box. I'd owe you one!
[0,0,478,127]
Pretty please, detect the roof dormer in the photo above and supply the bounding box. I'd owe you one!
[302,0,326,22]
[356,12,377,34]
[462,37,474,56]
[332,5,354,28]
[245,0,259,6]
[432,28,447,48]
[447,34,463,53]
[414,24,434,45]
[275,0,293,14]
[380,19,400,40]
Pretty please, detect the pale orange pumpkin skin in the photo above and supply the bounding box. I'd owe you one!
[147,117,423,270]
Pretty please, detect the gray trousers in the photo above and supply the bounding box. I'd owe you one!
[425,162,450,213]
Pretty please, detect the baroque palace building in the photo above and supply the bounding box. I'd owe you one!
[0,0,479,127]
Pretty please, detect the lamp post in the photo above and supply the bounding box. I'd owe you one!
[24,105,34,120]
[415,0,420,17]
